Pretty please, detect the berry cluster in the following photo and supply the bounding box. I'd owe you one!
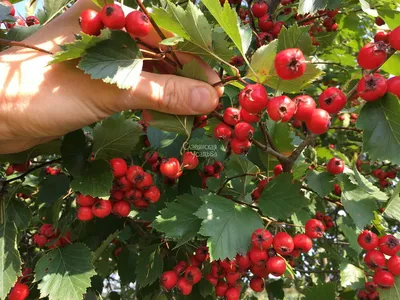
[45,165,61,176]
[33,224,71,248]
[5,161,30,176]
[356,230,400,297]
[79,4,152,37]
[315,211,335,229]
[200,161,224,188]
[7,266,32,300]
[1,1,39,28]
[372,168,397,189]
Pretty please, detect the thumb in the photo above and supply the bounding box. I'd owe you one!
[129,72,220,115]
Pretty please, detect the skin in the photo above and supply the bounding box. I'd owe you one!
[0,0,223,154]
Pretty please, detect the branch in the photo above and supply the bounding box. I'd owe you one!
[0,38,53,54]
[5,158,61,184]
[294,268,340,274]
[212,76,241,87]
[301,186,344,207]
[259,121,278,152]
[250,138,290,163]
[216,173,259,195]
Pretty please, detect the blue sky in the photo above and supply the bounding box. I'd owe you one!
[14,0,43,16]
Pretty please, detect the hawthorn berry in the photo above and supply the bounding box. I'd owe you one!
[389,26,400,50]
[250,277,264,292]
[357,42,387,70]
[76,194,96,207]
[182,152,199,169]
[373,270,395,289]
[251,228,273,250]
[100,4,125,29]
[258,14,274,32]
[213,161,224,173]
[226,272,241,285]
[387,255,400,276]
[6,17,25,28]
[177,278,193,295]
[236,253,251,270]
[374,31,390,43]
[126,165,144,183]
[378,234,400,256]
[230,138,251,155]
[173,261,188,274]
[257,32,275,47]
[194,115,208,128]
[184,266,202,284]
[205,274,218,286]
[319,87,347,114]
[26,16,40,26]
[357,74,387,102]
[8,283,29,300]
[137,172,154,189]
[293,95,316,121]
[386,76,400,98]
[125,11,152,37]
[386,170,397,179]
[372,169,386,180]
[252,2,268,18]
[358,230,379,250]
[79,9,104,36]
[223,107,241,126]
[273,232,294,255]
[249,247,268,265]
[214,122,233,140]
[305,219,325,238]
[326,158,345,175]
[267,95,296,122]
[364,250,386,270]
[160,158,181,178]
[39,224,55,238]
[2,1,15,16]
[33,234,48,248]
[250,264,269,277]
[375,17,385,26]
[266,256,287,277]
[240,109,260,123]
[365,281,377,292]
[274,48,306,80]
[239,84,268,114]
[274,164,283,176]
[367,291,380,300]
[5,165,14,176]
[195,246,209,262]
[112,200,130,217]
[91,200,112,218]
[145,152,159,165]
[333,183,341,196]
[306,108,331,135]
[215,282,229,297]
[234,122,255,141]
[225,287,240,300]
[230,55,245,67]
[271,21,285,37]
[293,234,313,252]
[117,176,133,191]
[77,206,94,221]
[357,290,369,300]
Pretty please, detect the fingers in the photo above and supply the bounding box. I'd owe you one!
[125,71,220,115]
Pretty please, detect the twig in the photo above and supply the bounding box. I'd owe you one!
[301,186,344,207]
[259,121,278,152]
[282,133,316,172]
[216,173,259,194]
[329,126,362,133]
[0,38,53,54]
[6,158,62,184]
[294,268,340,274]
[250,138,289,163]
[262,216,304,227]
[135,0,183,69]
[212,76,241,87]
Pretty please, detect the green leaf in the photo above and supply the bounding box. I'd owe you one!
[304,282,336,299]
[378,276,400,300]
[259,174,308,220]
[306,170,335,197]
[177,59,208,82]
[356,93,400,165]
[0,222,21,299]
[201,0,251,57]
[70,160,113,197]
[92,230,120,263]
[381,53,400,76]
[350,167,387,202]
[61,130,89,176]
[339,223,362,254]
[117,246,137,285]
[195,195,263,260]
[37,174,70,206]
[340,263,365,290]
[378,8,400,30]
[277,24,315,55]
[152,194,202,247]
[35,243,96,300]
[50,30,110,64]
[5,200,32,231]
[78,30,143,89]
[297,0,340,14]
[383,183,400,222]
[0,3,16,22]
[339,172,378,230]
[135,244,163,288]
[142,110,194,135]
[224,155,259,195]
[92,0,113,8]
[266,120,295,155]
[160,36,185,46]
[92,116,142,160]
[0,140,61,164]
[7,25,41,42]
[44,0,70,19]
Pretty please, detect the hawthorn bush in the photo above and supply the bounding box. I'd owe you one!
[1,0,400,299]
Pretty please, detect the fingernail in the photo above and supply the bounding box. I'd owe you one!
[190,87,214,113]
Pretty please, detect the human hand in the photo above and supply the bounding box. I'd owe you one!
[0,0,223,154]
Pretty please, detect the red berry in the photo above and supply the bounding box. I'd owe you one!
[258,14,273,32]
[315,211,324,220]
[358,230,379,250]
[389,26,400,50]
[249,247,268,266]
[8,283,29,300]
[293,234,313,252]
[143,186,160,203]
[213,161,224,173]
[226,272,241,285]
[333,183,342,196]
[357,74,387,102]
[271,21,285,37]
[251,228,273,250]
[112,200,130,217]
[173,261,188,275]
[240,109,260,123]
[117,176,133,191]
[13,161,30,173]
[125,11,152,37]
[273,232,294,255]
[195,246,208,262]
[76,194,96,207]
[2,1,15,16]
[375,17,385,26]
[326,158,345,175]
[206,274,218,286]
[236,253,251,270]
[230,55,245,67]
[230,138,251,155]
[234,122,254,141]
[327,9,339,17]
[293,95,316,121]
[91,200,112,218]
[266,256,286,276]
[145,152,159,165]
[33,234,48,248]
[214,122,233,140]
[365,281,377,292]
[358,290,369,300]
[374,31,390,43]
[223,107,241,126]
[77,206,94,221]
[250,264,269,277]
[252,2,268,18]
[194,115,208,128]
[5,165,14,176]
[250,277,264,292]
[386,170,397,179]
[188,255,202,268]
[373,270,395,289]
[373,169,386,180]
[39,224,55,238]
[182,152,199,170]
[126,165,144,184]
[204,165,215,175]
[184,266,202,284]
[386,76,400,98]
[79,9,104,36]
[387,255,400,276]
[257,32,275,47]
[267,95,296,122]
[319,87,347,114]
[177,278,193,295]
[306,108,330,135]
[378,234,400,256]
[6,17,25,28]
[364,250,386,270]
[358,42,387,70]
[132,198,148,210]
[110,158,128,178]
[274,164,283,176]
[160,158,181,179]
[100,4,125,29]
[305,219,325,238]
[225,287,240,300]
[26,16,40,26]
[215,282,229,297]
[274,48,306,80]
[239,84,268,114]
[136,172,153,189]
[367,291,379,300]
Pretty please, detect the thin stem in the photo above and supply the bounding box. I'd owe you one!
[6,158,62,184]
[212,76,241,87]
[259,121,278,152]
[216,173,259,195]
[0,38,53,54]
